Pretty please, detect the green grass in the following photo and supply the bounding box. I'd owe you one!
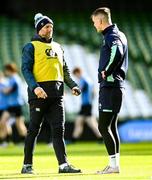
[0,141,152,180]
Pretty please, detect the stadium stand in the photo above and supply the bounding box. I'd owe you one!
[63,44,152,120]
[0,12,152,121]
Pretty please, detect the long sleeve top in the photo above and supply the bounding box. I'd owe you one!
[98,24,128,88]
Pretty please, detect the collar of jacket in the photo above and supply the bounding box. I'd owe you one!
[31,34,53,43]
[102,24,118,36]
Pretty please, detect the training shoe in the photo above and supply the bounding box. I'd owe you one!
[97,166,120,174]
[59,164,82,173]
[21,165,34,174]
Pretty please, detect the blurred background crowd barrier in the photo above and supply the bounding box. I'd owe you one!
[0,0,152,143]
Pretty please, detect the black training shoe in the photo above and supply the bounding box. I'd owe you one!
[59,164,82,173]
[21,165,34,174]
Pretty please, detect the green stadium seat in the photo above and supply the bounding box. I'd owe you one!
[0,13,152,120]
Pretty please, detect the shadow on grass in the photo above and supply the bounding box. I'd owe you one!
[0,172,99,179]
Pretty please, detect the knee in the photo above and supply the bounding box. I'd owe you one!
[27,123,41,137]
[52,125,64,139]
[98,118,111,136]
[98,123,107,135]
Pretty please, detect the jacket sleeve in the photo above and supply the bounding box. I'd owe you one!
[105,36,123,77]
[63,59,78,89]
[21,43,39,92]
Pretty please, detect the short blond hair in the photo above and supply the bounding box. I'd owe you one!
[91,7,111,22]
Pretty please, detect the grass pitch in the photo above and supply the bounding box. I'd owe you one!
[0,141,152,180]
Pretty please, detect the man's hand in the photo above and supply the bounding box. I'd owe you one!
[72,86,81,96]
[101,71,106,80]
[34,87,48,99]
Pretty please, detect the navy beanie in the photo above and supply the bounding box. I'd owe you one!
[34,13,53,32]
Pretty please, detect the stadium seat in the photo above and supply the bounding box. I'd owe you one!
[1,13,152,121]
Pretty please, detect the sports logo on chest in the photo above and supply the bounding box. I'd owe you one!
[45,48,58,59]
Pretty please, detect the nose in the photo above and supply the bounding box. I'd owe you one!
[49,27,53,32]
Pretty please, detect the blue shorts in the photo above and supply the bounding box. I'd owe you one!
[8,106,23,117]
[79,104,92,116]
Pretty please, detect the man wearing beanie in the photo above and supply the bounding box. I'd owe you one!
[21,13,81,174]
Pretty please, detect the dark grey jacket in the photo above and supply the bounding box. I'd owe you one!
[98,24,128,88]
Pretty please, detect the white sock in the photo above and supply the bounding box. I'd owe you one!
[109,154,117,168]
[116,153,120,167]
[59,163,68,169]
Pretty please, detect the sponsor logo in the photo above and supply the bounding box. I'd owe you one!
[35,108,40,112]
[45,48,57,58]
